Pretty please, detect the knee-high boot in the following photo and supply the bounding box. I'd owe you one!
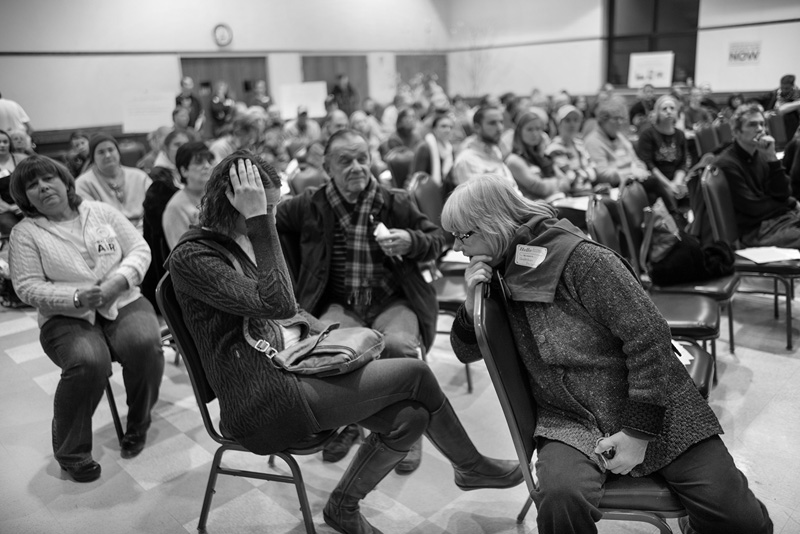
[323,433,407,534]
[425,399,524,491]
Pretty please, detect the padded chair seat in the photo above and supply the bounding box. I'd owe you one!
[601,473,684,512]
[438,261,467,276]
[650,293,720,339]
[652,273,739,301]
[734,257,800,275]
[285,430,339,454]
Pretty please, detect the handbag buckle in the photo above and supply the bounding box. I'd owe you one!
[254,339,278,357]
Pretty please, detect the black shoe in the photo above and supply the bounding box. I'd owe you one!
[121,430,147,459]
[61,461,101,482]
[322,424,360,463]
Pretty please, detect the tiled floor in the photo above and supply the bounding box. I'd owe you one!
[2,290,800,533]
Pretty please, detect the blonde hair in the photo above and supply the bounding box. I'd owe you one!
[441,175,557,257]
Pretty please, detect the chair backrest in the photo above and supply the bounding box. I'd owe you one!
[156,273,225,442]
[713,120,733,145]
[383,146,415,189]
[618,181,650,270]
[694,125,719,156]
[586,195,624,255]
[473,279,538,495]
[767,112,788,151]
[700,165,740,247]
[405,172,443,225]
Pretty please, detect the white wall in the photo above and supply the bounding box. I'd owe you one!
[695,21,800,92]
[0,0,450,53]
[448,40,605,97]
[695,0,800,92]
[0,55,180,131]
[699,0,800,28]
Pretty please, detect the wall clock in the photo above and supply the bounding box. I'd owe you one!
[213,24,233,47]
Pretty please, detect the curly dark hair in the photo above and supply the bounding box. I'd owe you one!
[9,155,83,218]
[199,149,281,234]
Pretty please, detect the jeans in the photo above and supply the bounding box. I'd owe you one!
[533,436,772,534]
[298,358,445,451]
[39,297,164,467]
[320,298,421,360]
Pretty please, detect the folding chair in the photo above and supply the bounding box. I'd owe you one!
[702,165,800,349]
[106,380,124,446]
[474,278,687,533]
[156,273,337,534]
[618,180,739,354]
[405,171,472,392]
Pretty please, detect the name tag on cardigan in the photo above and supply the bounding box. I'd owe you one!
[515,245,547,269]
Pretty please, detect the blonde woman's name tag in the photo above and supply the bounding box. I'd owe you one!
[515,245,547,269]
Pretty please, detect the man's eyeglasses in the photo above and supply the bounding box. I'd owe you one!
[452,230,476,243]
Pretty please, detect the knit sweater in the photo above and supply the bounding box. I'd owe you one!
[168,218,326,455]
[451,241,722,476]
[9,201,150,327]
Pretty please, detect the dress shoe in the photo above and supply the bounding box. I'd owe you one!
[394,439,422,474]
[121,430,147,459]
[61,461,101,482]
[323,424,360,463]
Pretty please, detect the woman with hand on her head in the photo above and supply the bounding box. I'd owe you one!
[76,134,152,233]
[442,175,772,534]
[167,150,522,534]
[8,156,164,482]
[505,109,572,202]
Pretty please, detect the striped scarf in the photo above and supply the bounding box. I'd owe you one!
[324,177,396,309]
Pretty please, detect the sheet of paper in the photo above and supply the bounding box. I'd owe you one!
[735,247,800,264]
[671,340,695,365]
[551,196,590,211]
[441,249,470,263]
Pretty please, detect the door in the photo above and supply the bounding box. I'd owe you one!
[180,57,269,137]
[302,55,369,112]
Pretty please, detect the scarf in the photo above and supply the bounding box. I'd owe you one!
[424,132,453,186]
[324,177,396,308]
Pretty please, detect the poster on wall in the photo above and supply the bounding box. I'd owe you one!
[728,42,761,65]
[628,52,674,88]
[278,82,328,119]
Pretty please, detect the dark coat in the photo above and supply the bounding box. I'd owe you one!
[276,184,444,352]
[451,229,722,477]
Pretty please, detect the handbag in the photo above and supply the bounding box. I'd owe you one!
[245,320,384,377]
[195,238,384,377]
[648,198,681,264]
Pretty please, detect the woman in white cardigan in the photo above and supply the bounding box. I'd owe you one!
[8,156,163,483]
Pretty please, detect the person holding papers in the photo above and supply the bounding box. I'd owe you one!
[715,103,799,247]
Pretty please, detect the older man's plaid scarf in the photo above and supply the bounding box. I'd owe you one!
[324,178,397,309]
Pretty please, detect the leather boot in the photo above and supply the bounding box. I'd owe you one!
[323,433,407,534]
[394,438,422,474]
[425,399,524,491]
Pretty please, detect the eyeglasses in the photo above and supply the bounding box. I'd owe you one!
[452,230,476,243]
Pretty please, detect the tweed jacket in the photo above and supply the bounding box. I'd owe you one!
[276,183,444,352]
[9,201,150,327]
[168,219,327,455]
[451,237,722,476]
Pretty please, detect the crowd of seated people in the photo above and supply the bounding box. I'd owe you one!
[2,71,798,534]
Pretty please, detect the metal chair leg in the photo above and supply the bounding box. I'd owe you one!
[465,363,473,394]
[275,452,318,534]
[727,300,734,353]
[106,381,124,446]
[517,496,534,523]
[198,446,226,532]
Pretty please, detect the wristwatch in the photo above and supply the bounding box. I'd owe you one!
[73,290,82,308]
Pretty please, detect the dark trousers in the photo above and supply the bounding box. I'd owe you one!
[297,358,445,452]
[533,436,772,534]
[39,297,164,467]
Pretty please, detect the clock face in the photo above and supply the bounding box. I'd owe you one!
[214,24,232,47]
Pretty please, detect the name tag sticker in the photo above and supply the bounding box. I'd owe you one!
[95,239,118,255]
[515,245,547,269]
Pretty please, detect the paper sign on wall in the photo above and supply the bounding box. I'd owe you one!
[627,51,674,88]
[728,42,761,65]
[122,92,175,133]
